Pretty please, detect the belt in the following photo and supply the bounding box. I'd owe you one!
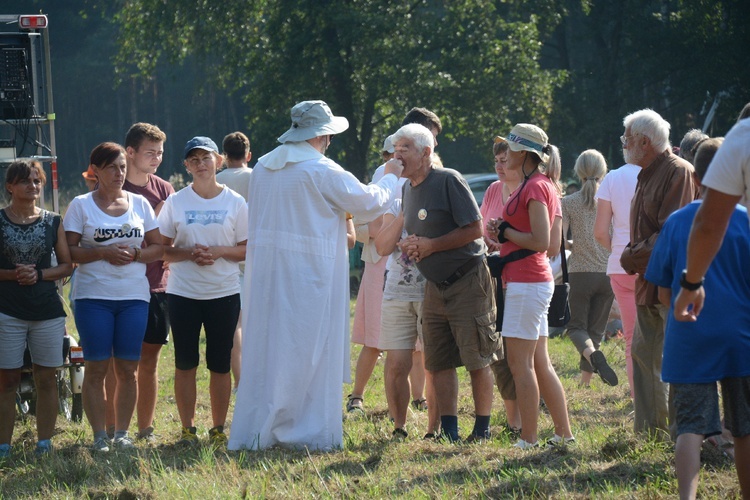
[437,255,485,288]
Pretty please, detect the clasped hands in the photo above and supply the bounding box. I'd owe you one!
[102,244,139,266]
[190,244,216,266]
[15,264,39,286]
[399,234,434,263]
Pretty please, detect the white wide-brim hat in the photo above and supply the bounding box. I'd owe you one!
[499,123,550,164]
[277,100,349,143]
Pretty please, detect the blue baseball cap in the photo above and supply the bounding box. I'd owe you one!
[183,136,219,159]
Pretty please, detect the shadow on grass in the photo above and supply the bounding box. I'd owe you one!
[0,442,241,499]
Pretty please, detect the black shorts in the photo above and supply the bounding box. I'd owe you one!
[167,293,240,373]
[142,292,170,345]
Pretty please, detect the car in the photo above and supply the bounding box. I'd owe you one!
[463,173,498,206]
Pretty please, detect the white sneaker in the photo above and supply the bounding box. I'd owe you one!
[113,436,135,449]
[513,439,539,450]
[91,437,111,452]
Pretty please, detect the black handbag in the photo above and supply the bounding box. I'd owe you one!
[548,230,570,327]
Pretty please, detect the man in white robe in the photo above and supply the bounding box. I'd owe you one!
[228,100,403,451]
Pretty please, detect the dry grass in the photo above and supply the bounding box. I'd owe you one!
[0,299,742,498]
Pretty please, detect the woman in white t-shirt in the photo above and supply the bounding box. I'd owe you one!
[594,162,639,398]
[64,142,163,452]
[158,136,248,446]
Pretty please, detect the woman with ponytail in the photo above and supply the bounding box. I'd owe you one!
[486,124,573,449]
[561,150,617,387]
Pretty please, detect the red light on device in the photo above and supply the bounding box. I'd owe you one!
[19,15,48,30]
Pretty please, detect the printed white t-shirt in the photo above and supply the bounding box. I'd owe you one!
[158,185,249,300]
[64,192,158,302]
[383,199,426,302]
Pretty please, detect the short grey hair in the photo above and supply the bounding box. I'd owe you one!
[679,128,708,164]
[391,123,435,155]
[623,109,671,152]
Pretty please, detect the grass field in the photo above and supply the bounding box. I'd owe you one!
[0,298,742,498]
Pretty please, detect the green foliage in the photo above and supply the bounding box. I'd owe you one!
[9,0,750,194]
[114,0,563,179]
[504,0,750,170]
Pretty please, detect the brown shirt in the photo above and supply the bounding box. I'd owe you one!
[620,150,698,305]
[123,175,175,293]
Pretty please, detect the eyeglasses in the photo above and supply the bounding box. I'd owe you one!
[186,156,215,167]
[620,133,640,146]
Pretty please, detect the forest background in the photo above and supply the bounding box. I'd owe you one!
[5,0,750,193]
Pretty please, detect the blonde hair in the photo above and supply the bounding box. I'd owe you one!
[573,149,607,209]
[541,144,563,196]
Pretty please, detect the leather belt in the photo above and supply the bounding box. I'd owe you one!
[437,255,485,288]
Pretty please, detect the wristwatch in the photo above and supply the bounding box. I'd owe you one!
[680,270,704,291]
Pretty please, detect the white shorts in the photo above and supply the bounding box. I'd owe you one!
[501,281,554,341]
[379,300,423,351]
[0,311,65,369]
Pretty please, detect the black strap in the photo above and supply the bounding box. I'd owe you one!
[559,225,568,284]
[437,255,485,287]
[487,249,536,279]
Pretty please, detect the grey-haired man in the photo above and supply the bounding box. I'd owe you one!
[397,122,498,444]
[619,109,697,436]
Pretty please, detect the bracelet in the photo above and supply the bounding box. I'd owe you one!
[37,269,44,282]
[497,221,514,244]
[133,247,142,262]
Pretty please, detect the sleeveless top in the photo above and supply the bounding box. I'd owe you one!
[0,209,66,320]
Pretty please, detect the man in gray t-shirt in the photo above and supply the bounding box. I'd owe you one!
[395,123,498,443]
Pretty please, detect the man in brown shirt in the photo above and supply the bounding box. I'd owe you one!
[619,109,698,435]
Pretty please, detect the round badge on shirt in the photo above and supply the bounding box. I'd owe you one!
[121,223,132,233]
[418,209,427,220]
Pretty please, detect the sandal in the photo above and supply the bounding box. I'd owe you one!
[705,435,735,460]
[346,394,364,413]
[423,431,443,441]
[411,398,428,411]
[392,428,408,441]
[503,424,522,439]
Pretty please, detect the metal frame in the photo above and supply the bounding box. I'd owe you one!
[0,14,58,212]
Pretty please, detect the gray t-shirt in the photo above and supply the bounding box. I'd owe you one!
[403,167,485,283]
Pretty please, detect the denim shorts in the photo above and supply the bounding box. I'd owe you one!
[74,299,149,362]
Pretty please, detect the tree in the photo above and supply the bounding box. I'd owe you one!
[115,0,564,179]
[504,0,750,171]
